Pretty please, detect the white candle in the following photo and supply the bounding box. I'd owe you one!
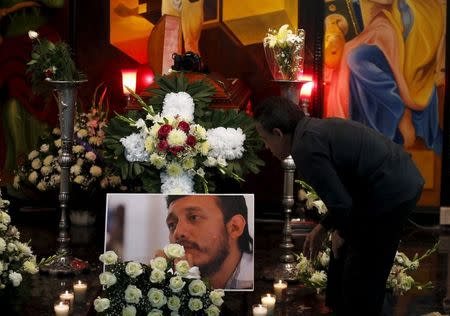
[273,280,288,301]
[59,290,74,305]
[261,293,276,315]
[252,304,268,316]
[73,280,87,301]
[54,302,69,316]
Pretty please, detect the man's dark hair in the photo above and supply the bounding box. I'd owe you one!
[166,195,253,253]
[253,96,305,134]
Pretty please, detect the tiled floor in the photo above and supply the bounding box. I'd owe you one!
[3,206,450,316]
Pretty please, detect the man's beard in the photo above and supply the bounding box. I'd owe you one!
[176,229,230,277]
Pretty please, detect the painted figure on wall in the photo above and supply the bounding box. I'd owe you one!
[324,0,445,154]
[0,0,64,173]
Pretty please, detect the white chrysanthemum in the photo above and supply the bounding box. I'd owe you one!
[206,127,246,160]
[190,124,207,139]
[145,136,154,152]
[9,271,22,287]
[120,133,149,162]
[85,151,97,161]
[0,212,10,225]
[309,271,327,285]
[161,92,195,122]
[43,155,54,166]
[70,165,81,176]
[167,129,187,147]
[167,162,183,177]
[23,260,38,274]
[199,141,209,156]
[73,145,85,154]
[31,158,42,170]
[160,172,194,194]
[28,171,38,184]
[182,157,195,170]
[28,150,39,160]
[150,153,166,169]
[74,175,85,184]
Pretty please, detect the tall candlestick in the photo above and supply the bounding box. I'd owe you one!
[54,302,69,316]
[252,304,268,316]
[261,293,276,316]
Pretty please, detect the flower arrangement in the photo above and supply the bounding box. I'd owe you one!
[94,244,225,315]
[263,24,305,80]
[103,74,264,193]
[296,242,438,295]
[296,180,328,216]
[26,30,85,95]
[13,85,122,200]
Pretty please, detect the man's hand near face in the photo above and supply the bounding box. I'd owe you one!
[303,223,328,260]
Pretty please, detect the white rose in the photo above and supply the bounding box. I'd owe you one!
[125,262,143,278]
[28,30,38,39]
[150,269,165,283]
[99,271,117,288]
[167,296,181,311]
[122,305,137,316]
[186,266,201,279]
[205,304,221,316]
[169,276,186,293]
[188,279,206,296]
[150,257,167,271]
[99,251,118,265]
[147,288,167,308]
[124,285,142,304]
[175,260,190,276]
[40,144,49,153]
[188,298,203,311]
[148,309,164,316]
[163,244,185,259]
[9,271,22,287]
[94,297,110,312]
[209,289,225,306]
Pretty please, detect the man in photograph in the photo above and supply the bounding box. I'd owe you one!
[165,195,253,290]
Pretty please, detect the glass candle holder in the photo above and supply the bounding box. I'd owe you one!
[73,280,87,302]
[261,293,276,315]
[54,301,69,316]
[59,290,74,306]
[273,280,288,301]
[252,304,268,316]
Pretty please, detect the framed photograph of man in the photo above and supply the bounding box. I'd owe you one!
[105,193,254,291]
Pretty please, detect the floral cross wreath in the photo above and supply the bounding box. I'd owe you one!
[103,74,264,193]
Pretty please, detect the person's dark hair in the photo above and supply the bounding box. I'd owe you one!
[253,96,305,134]
[166,195,253,253]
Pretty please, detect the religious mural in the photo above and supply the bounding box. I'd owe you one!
[322,0,447,205]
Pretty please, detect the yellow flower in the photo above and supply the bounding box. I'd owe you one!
[199,141,209,156]
[150,153,166,169]
[54,139,62,148]
[144,136,154,152]
[31,158,42,170]
[43,155,54,166]
[36,181,47,191]
[73,145,85,154]
[167,129,187,147]
[74,175,85,184]
[167,162,183,177]
[40,166,51,176]
[28,171,38,184]
[90,165,103,177]
[182,157,196,170]
[77,129,88,138]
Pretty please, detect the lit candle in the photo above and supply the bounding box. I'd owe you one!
[273,280,288,301]
[59,290,74,306]
[121,69,137,95]
[73,280,87,301]
[261,293,276,315]
[252,304,268,316]
[54,302,69,316]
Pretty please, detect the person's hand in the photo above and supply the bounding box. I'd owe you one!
[303,223,328,260]
[331,230,344,258]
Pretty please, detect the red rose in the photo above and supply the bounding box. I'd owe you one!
[158,140,169,151]
[169,146,184,155]
[178,121,190,133]
[158,124,173,139]
[44,68,54,78]
[186,135,197,147]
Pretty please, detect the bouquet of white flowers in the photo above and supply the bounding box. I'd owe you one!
[296,243,438,295]
[103,73,264,193]
[95,244,225,316]
[13,85,122,201]
[0,192,39,290]
[263,24,305,81]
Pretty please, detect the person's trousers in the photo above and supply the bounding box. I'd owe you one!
[325,195,420,316]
